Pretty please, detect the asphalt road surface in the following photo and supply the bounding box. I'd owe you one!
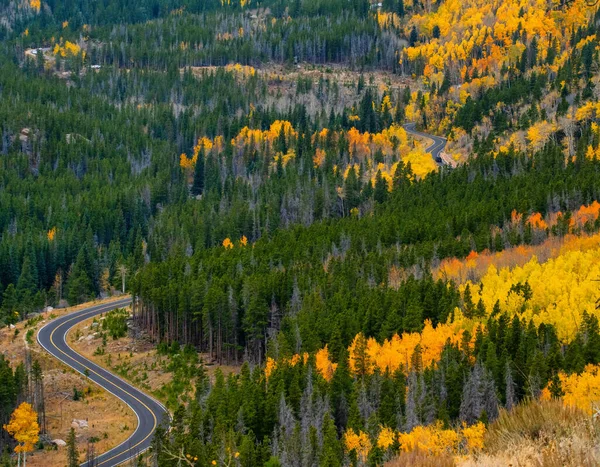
[404,123,448,165]
[37,298,169,467]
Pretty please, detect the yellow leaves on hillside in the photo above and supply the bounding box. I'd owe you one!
[30,0,40,12]
[231,127,263,151]
[47,227,56,241]
[404,0,592,83]
[347,321,463,376]
[585,145,600,161]
[179,153,194,170]
[344,428,371,463]
[265,349,335,382]
[231,121,298,155]
[575,34,597,50]
[181,135,223,170]
[549,364,600,415]
[397,421,486,456]
[222,236,249,250]
[496,131,527,155]
[264,357,277,381]
[313,148,326,168]
[461,421,486,451]
[377,426,396,450]
[264,321,462,383]
[315,345,337,382]
[343,164,360,181]
[526,212,548,230]
[575,101,600,122]
[369,162,394,191]
[527,121,556,152]
[403,147,438,179]
[272,149,296,168]
[180,122,425,185]
[463,233,600,341]
[3,402,39,454]
[574,201,600,226]
[347,124,409,159]
[341,124,430,187]
[224,63,256,78]
[53,41,81,58]
[398,422,460,455]
[375,11,401,30]
[344,422,485,460]
[381,95,393,113]
[437,226,600,286]
[264,353,309,381]
[460,76,497,100]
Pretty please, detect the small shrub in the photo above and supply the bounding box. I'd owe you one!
[102,308,128,339]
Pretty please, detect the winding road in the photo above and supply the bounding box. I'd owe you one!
[403,123,448,166]
[37,298,169,467]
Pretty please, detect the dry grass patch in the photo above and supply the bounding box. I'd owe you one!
[386,449,456,467]
[461,399,600,467]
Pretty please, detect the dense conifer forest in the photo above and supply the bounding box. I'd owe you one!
[3,0,600,465]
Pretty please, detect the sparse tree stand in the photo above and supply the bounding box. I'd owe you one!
[3,402,39,467]
[67,427,79,467]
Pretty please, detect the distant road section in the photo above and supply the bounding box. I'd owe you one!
[404,123,454,167]
[37,298,169,467]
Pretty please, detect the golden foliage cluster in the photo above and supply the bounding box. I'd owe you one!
[543,364,600,415]
[264,353,309,381]
[221,236,248,249]
[315,345,338,382]
[181,121,436,180]
[343,421,485,460]
[53,40,81,58]
[224,63,256,77]
[403,0,591,80]
[344,428,372,463]
[436,203,600,284]
[457,231,600,341]
[3,402,39,454]
[347,320,463,376]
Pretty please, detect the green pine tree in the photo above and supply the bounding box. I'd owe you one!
[67,427,79,467]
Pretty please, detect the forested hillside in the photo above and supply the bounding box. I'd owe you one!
[2,0,600,465]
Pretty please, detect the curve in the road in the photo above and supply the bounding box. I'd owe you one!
[403,123,448,166]
[37,298,170,467]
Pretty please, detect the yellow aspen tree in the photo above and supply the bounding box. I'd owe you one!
[4,402,39,467]
[315,345,338,382]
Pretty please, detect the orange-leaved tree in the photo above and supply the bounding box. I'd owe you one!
[3,402,39,466]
